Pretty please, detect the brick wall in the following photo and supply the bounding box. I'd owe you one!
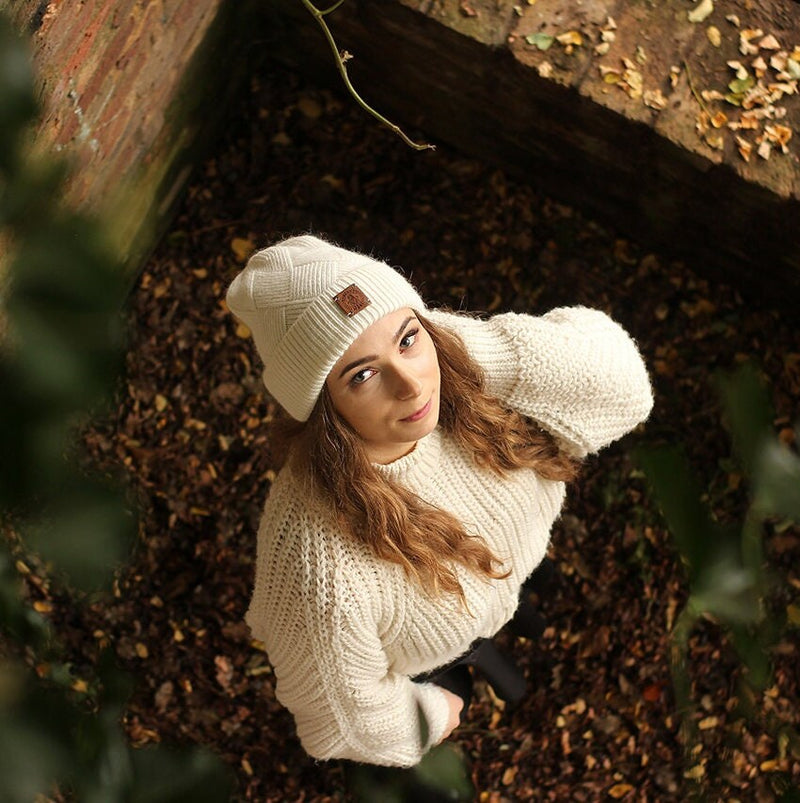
[3,0,258,271]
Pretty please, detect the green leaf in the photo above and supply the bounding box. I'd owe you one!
[691,554,761,626]
[717,364,773,475]
[23,482,134,591]
[753,440,800,522]
[636,445,723,579]
[128,746,234,803]
[413,743,474,800]
[728,75,755,94]
[525,33,554,51]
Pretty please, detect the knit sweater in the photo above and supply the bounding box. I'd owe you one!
[245,306,653,767]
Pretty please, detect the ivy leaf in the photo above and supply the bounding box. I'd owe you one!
[525,33,554,51]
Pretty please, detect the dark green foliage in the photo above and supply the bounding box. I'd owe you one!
[347,742,474,803]
[638,363,800,788]
[0,14,232,801]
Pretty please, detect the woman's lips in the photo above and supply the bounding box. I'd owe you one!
[401,398,432,423]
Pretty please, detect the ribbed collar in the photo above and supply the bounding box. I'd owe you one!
[374,427,443,488]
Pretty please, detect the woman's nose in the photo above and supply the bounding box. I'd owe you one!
[391,365,422,399]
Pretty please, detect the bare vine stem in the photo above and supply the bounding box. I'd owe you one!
[300,0,435,151]
[683,60,710,116]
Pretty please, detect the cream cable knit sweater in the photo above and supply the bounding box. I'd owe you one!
[245,307,653,767]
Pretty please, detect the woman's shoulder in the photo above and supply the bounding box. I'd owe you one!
[258,464,378,572]
[260,463,332,537]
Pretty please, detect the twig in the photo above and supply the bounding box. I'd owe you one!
[683,60,710,116]
[300,0,435,151]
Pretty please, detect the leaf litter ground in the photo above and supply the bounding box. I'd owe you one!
[15,64,800,802]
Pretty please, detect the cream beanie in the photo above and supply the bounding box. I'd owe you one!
[225,235,426,421]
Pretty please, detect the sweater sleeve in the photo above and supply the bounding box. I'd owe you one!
[425,306,653,457]
[245,487,451,767]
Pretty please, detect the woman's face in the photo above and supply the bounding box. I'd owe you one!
[326,308,441,464]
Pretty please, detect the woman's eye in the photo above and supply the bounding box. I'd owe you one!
[400,328,419,349]
[351,368,375,385]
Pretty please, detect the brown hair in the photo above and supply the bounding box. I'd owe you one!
[272,312,579,605]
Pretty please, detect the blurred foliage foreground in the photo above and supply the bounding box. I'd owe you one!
[0,16,232,802]
[639,366,800,798]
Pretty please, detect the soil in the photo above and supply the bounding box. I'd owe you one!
[27,61,800,801]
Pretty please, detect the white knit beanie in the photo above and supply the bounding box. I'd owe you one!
[225,235,426,421]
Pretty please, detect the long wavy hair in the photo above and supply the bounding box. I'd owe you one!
[272,312,579,605]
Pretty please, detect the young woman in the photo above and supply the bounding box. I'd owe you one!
[226,235,653,768]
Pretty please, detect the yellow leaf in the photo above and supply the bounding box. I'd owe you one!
[684,764,706,779]
[609,783,634,798]
[235,322,251,339]
[135,642,149,659]
[154,394,168,412]
[231,237,255,263]
[33,601,53,614]
[556,30,583,47]
[711,111,728,128]
[699,716,719,730]
[502,766,518,785]
[71,678,89,693]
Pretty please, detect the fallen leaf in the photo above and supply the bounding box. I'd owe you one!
[711,111,728,128]
[231,237,255,263]
[707,26,721,47]
[608,783,634,798]
[759,34,781,51]
[296,95,323,119]
[526,33,554,50]
[688,0,713,24]
[556,30,583,47]
[459,0,478,18]
[735,135,753,161]
[644,89,668,110]
[215,654,234,692]
[642,683,662,702]
[740,29,763,56]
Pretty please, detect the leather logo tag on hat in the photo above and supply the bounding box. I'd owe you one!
[333,283,371,317]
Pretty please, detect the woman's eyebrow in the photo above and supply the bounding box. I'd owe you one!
[338,354,377,379]
[393,316,415,342]
[337,316,416,380]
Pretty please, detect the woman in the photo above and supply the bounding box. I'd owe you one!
[226,234,653,768]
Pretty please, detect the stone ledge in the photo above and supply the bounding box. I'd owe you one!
[268,0,800,305]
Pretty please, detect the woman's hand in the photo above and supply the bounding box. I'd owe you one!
[436,687,464,742]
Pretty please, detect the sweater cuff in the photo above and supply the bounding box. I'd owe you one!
[412,682,451,751]
[423,309,518,402]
